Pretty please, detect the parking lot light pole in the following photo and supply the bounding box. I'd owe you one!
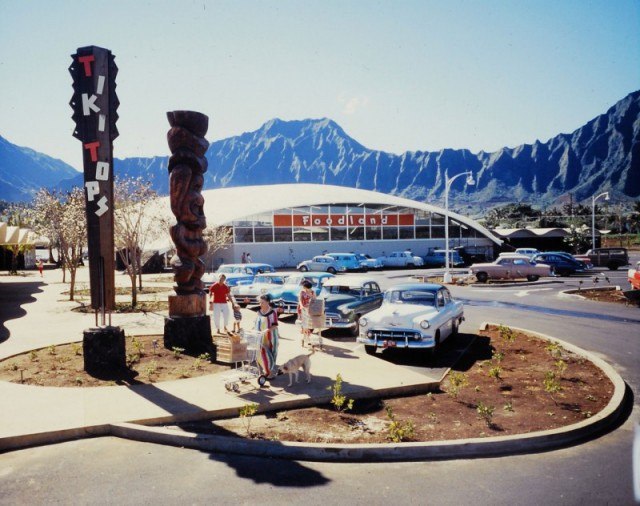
[591,191,609,250]
[444,171,475,283]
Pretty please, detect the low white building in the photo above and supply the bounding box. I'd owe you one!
[148,184,502,269]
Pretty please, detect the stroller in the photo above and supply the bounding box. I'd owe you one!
[221,329,268,392]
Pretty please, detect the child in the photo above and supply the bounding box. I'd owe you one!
[231,296,242,333]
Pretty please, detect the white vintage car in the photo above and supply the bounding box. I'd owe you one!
[357,283,464,357]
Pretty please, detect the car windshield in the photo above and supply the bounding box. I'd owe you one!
[217,266,242,274]
[254,275,284,285]
[323,285,361,296]
[385,289,436,306]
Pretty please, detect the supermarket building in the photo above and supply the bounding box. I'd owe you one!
[150,184,502,269]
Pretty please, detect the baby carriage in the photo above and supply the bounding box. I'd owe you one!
[221,329,268,392]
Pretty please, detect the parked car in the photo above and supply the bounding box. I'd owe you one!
[532,253,586,277]
[469,255,552,283]
[243,263,276,275]
[357,283,464,358]
[267,272,335,314]
[515,248,541,258]
[574,248,630,270]
[629,261,640,290]
[320,276,384,336]
[543,251,593,271]
[377,251,424,268]
[355,253,384,270]
[230,272,290,306]
[297,255,346,274]
[202,264,253,288]
[326,253,363,272]
[422,249,465,268]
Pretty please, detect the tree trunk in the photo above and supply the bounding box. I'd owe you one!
[48,245,55,264]
[130,270,137,308]
[69,267,76,301]
[9,246,19,275]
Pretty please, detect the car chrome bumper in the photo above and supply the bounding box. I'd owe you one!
[357,337,435,349]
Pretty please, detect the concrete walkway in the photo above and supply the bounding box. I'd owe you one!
[0,268,439,451]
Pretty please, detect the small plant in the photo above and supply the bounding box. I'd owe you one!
[498,324,516,342]
[545,341,564,359]
[491,350,504,363]
[29,350,38,362]
[126,352,140,367]
[476,402,495,427]
[172,347,185,359]
[447,372,469,398]
[178,367,191,379]
[131,336,145,357]
[192,358,203,370]
[582,410,593,418]
[503,401,514,412]
[75,377,83,385]
[198,352,211,361]
[488,366,503,381]
[47,345,56,355]
[8,363,18,371]
[474,386,481,393]
[554,359,567,375]
[145,360,158,381]
[585,394,597,402]
[71,343,82,356]
[385,405,415,443]
[239,403,259,437]
[543,370,562,404]
[327,373,354,412]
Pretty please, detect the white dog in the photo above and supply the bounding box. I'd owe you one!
[279,349,314,386]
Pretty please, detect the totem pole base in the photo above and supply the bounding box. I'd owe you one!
[164,315,214,358]
[83,326,126,373]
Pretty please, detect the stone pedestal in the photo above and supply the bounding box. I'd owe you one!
[164,315,214,358]
[163,292,214,356]
[83,326,126,373]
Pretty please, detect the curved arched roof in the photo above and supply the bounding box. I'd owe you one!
[146,184,502,246]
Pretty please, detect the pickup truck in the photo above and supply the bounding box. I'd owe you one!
[377,251,424,268]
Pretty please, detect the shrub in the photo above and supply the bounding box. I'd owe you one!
[172,347,185,359]
[543,370,562,404]
[327,373,354,412]
[476,402,495,427]
[239,403,259,437]
[447,372,469,398]
[385,405,415,443]
[131,336,145,357]
[491,350,504,363]
[145,360,158,381]
[71,343,82,356]
[545,342,564,359]
[488,366,503,381]
[498,325,516,342]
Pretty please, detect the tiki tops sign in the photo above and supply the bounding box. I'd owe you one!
[273,214,415,227]
[69,46,119,313]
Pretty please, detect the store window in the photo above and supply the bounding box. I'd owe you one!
[399,226,414,239]
[312,228,329,241]
[330,227,347,241]
[293,228,312,241]
[349,226,364,241]
[254,227,273,242]
[234,227,253,243]
[415,226,430,239]
[274,228,292,242]
[382,227,398,240]
[367,226,381,240]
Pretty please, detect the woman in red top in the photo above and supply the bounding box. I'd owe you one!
[209,274,231,335]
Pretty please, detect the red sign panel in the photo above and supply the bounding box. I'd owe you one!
[274,214,415,227]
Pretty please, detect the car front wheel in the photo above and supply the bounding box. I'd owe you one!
[607,262,619,271]
[526,275,539,282]
[364,345,376,355]
[328,267,337,274]
[349,316,360,337]
[299,265,308,272]
[475,272,488,283]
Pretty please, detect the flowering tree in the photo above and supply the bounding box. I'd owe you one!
[203,225,232,271]
[32,188,86,299]
[113,177,165,307]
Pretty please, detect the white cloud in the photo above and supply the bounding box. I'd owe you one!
[339,94,370,115]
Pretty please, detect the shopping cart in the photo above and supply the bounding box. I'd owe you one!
[221,329,268,392]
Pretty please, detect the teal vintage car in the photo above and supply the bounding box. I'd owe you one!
[320,275,384,336]
[266,271,335,314]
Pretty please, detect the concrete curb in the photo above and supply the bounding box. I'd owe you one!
[110,323,627,461]
[470,280,563,288]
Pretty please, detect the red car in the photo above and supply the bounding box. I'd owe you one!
[629,261,640,290]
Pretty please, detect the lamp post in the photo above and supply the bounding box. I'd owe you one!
[443,171,475,283]
[591,191,609,250]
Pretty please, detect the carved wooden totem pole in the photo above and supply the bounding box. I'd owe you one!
[163,111,214,355]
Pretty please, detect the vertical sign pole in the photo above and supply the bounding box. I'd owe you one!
[70,46,126,373]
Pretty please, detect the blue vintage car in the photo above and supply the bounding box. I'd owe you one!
[267,271,335,314]
[320,275,384,336]
[202,263,275,288]
[422,250,465,268]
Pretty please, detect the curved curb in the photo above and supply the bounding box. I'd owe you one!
[110,323,627,461]
[470,280,563,288]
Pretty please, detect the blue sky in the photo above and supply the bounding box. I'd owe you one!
[0,0,638,171]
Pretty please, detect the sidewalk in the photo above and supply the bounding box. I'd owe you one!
[0,268,439,451]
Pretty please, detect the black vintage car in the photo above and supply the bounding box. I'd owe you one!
[320,276,384,336]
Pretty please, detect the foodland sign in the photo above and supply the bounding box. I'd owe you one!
[69,46,119,312]
[274,214,415,227]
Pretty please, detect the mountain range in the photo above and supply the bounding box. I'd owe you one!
[1,90,638,208]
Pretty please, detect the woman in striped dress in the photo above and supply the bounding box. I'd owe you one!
[254,294,280,379]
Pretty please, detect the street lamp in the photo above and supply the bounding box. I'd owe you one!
[591,191,609,250]
[443,171,475,283]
